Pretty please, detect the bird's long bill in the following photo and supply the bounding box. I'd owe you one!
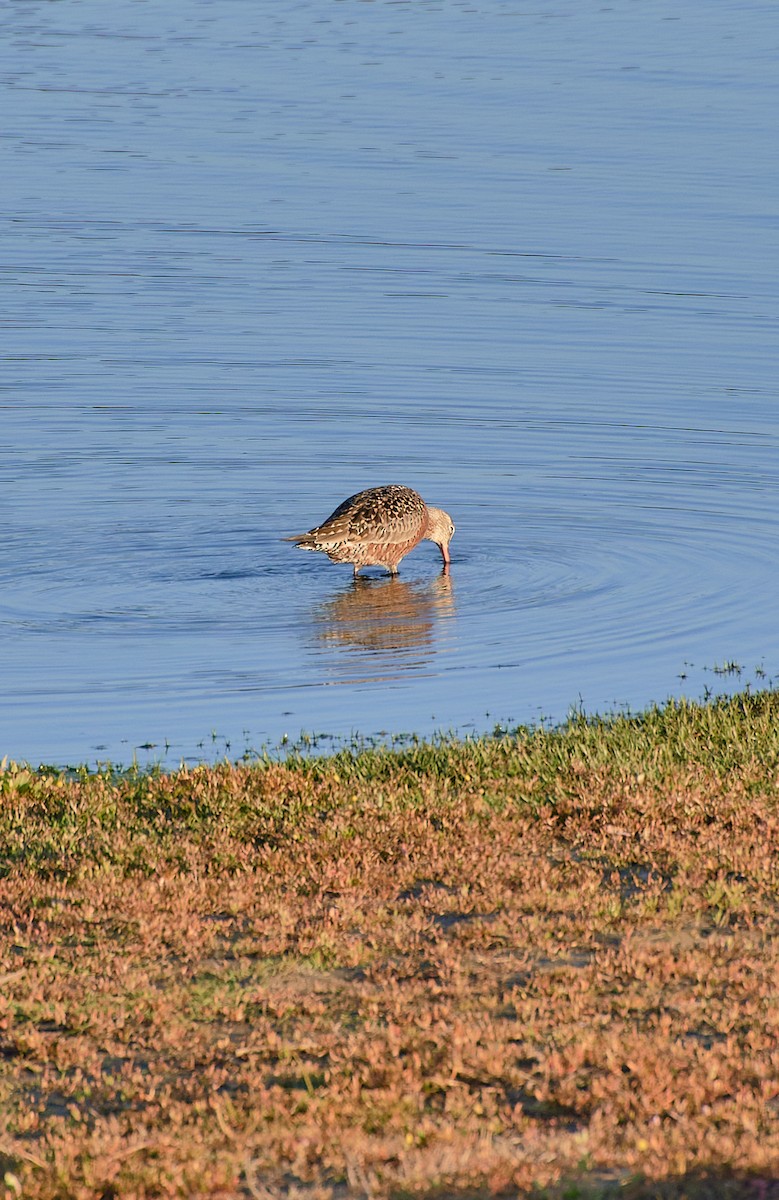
[440,542,451,566]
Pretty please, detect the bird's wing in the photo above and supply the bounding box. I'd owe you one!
[314,487,426,545]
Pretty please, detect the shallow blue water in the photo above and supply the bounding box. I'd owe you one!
[2,0,778,767]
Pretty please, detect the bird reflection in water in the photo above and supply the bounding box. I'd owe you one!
[312,572,455,664]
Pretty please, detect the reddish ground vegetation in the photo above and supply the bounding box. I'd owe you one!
[0,694,778,1198]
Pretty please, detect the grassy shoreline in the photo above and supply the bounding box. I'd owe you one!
[1,691,778,1199]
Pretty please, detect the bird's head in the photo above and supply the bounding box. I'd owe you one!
[424,506,455,567]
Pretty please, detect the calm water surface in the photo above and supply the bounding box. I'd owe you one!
[2,0,778,766]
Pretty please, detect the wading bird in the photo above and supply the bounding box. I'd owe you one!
[285,485,455,577]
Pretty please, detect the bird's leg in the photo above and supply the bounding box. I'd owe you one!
[353,565,361,579]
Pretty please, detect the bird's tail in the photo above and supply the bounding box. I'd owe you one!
[282,533,317,549]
